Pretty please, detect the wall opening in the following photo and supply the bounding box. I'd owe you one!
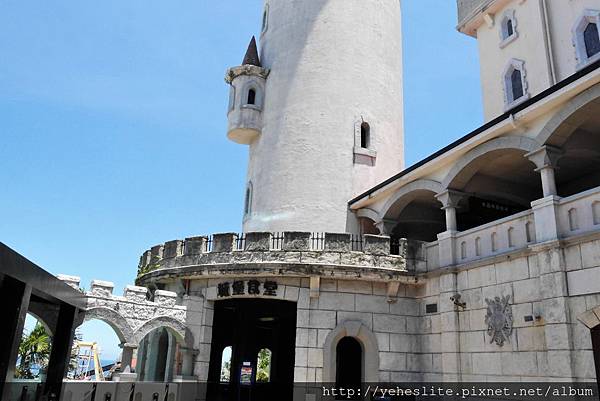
[592,326,600,390]
[335,337,362,393]
[208,299,296,401]
[247,89,256,105]
[584,22,600,58]
[360,123,370,149]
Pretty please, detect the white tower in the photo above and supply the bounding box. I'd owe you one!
[226,0,404,233]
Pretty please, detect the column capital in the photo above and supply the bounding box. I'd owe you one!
[435,190,468,209]
[119,343,138,349]
[525,145,563,171]
[374,219,396,235]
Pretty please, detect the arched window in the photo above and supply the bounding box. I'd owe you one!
[491,232,498,252]
[336,337,362,388]
[507,227,515,248]
[511,69,524,100]
[360,122,370,149]
[220,346,232,383]
[503,59,528,107]
[573,10,600,68]
[460,241,467,260]
[500,10,518,47]
[584,23,600,58]
[244,183,253,215]
[256,348,272,383]
[247,89,256,105]
[475,237,481,256]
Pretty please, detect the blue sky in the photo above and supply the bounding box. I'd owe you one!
[1,1,481,360]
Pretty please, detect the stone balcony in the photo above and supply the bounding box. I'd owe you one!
[136,232,409,285]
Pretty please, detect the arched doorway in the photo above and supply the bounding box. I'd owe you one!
[593,326,600,390]
[136,327,179,382]
[336,337,362,396]
[207,299,297,401]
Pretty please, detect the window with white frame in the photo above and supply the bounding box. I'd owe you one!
[353,119,376,162]
[503,59,529,108]
[573,10,600,69]
[499,9,518,48]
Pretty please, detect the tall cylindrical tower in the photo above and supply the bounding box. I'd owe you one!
[227,0,404,233]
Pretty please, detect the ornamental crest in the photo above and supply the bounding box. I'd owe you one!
[484,295,513,347]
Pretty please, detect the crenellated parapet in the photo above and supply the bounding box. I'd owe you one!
[56,275,188,345]
[136,232,408,285]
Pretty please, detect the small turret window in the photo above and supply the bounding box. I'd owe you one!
[360,123,370,149]
[247,89,256,105]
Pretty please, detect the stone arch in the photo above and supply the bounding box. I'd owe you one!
[441,136,540,190]
[81,306,135,344]
[322,320,379,383]
[134,316,191,347]
[378,179,444,221]
[537,83,600,147]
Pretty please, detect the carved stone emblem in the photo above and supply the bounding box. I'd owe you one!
[485,295,513,347]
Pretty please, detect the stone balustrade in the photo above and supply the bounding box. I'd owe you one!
[136,232,407,282]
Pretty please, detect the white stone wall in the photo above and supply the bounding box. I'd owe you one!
[243,0,404,233]
[467,0,600,121]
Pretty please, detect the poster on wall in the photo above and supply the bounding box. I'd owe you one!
[240,362,253,386]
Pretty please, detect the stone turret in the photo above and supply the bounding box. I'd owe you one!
[225,36,269,145]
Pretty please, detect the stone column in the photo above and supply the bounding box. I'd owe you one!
[435,190,468,266]
[439,273,463,382]
[526,146,563,242]
[525,146,562,197]
[0,277,32,398]
[112,343,137,382]
[143,330,160,382]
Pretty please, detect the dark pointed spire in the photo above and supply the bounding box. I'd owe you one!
[242,36,261,67]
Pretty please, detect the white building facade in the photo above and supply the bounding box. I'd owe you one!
[59,1,600,400]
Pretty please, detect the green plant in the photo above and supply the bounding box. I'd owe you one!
[15,323,51,379]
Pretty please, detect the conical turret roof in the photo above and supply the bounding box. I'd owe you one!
[242,36,261,67]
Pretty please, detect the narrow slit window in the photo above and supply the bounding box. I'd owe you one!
[584,23,600,58]
[247,89,256,105]
[360,123,370,149]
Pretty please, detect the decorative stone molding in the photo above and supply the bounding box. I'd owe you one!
[322,321,379,382]
[282,232,311,251]
[224,65,270,84]
[136,232,408,285]
[57,276,188,345]
[485,295,513,347]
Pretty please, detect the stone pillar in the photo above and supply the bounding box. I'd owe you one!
[112,343,137,382]
[44,303,78,400]
[525,146,562,198]
[435,190,467,266]
[0,277,32,398]
[439,273,462,381]
[143,330,160,382]
[436,190,467,232]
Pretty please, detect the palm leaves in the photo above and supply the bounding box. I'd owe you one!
[15,323,51,379]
